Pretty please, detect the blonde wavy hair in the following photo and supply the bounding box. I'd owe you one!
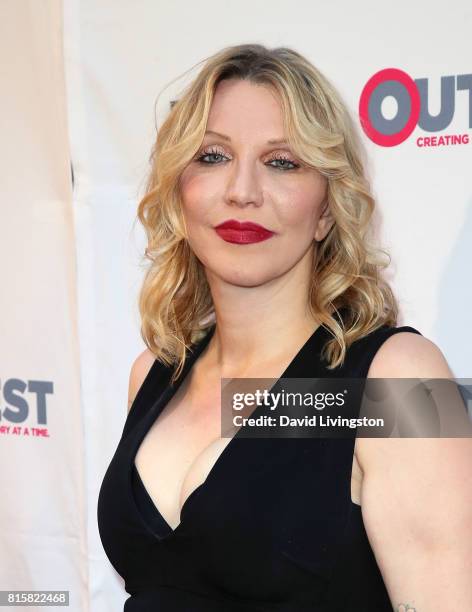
[136,43,398,383]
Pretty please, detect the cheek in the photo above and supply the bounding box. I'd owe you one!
[180,171,218,222]
[180,174,201,219]
[275,185,320,233]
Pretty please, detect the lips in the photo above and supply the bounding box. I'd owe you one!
[214,219,275,244]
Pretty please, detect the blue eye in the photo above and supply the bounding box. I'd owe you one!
[196,152,227,164]
[194,148,300,171]
[267,157,299,171]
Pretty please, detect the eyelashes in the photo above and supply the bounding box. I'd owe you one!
[194,146,300,171]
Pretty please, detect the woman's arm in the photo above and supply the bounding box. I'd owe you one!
[358,332,472,611]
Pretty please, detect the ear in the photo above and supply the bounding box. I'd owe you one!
[314,200,335,242]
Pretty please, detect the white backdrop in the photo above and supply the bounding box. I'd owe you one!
[1,1,470,610]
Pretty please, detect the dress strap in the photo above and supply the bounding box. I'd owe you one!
[121,326,216,440]
[120,357,172,440]
[342,324,423,379]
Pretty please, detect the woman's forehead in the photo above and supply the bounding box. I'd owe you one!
[207,80,286,144]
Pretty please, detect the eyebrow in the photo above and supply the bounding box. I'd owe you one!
[204,129,288,146]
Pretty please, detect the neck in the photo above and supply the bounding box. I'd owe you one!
[201,248,321,377]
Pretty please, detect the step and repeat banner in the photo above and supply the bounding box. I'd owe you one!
[0,1,88,611]
[1,0,470,610]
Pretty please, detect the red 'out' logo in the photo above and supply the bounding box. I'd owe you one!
[359,67,471,147]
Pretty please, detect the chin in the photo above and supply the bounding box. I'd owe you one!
[205,262,280,288]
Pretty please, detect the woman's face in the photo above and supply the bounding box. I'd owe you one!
[179,78,333,287]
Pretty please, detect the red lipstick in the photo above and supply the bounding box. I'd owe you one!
[214,219,275,244]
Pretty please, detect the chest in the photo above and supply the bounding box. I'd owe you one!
[134,379,365,530]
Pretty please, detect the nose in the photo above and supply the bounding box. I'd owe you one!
[223,157,263,208]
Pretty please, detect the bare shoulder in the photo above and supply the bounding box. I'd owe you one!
[127,348,157,413]
[367,329,454,379]
[358,328,455,470]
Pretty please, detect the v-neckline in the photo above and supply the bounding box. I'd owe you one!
[129,320,329,541]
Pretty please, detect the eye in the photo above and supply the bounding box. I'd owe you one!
[195,146,229,165]
[266,155,300,171]
[194,147,300,171]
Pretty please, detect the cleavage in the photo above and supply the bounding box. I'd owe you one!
[134,373,227,530]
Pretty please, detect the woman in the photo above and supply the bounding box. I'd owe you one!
[97,44,472,611]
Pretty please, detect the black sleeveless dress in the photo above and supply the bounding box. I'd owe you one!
[97,319,422,611]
